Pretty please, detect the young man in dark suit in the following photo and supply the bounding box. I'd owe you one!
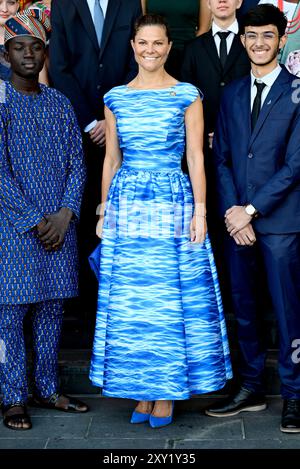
[49,0,142,321]
[207,4,300,433]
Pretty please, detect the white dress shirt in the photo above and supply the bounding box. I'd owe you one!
[212,19,239,57]
[250,65,282,110]
[84,0,109,132]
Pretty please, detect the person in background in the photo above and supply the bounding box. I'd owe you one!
[208,4,300,434]
[181,0,250,175]
[0,0,19,81]
[142,0,212,78]
[49,0,142,329]
[0,8,88,431]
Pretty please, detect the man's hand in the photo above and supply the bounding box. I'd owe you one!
[89,119,106,146]
[37,207,73,251]
[225,205,252,236]
[232,223,256,246]
[36,218,47,232]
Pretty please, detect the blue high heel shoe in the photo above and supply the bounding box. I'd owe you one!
[130,409,151,424]
[149,402,174,428]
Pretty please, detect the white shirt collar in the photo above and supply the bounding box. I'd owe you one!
[251,64,282,89]
[212,19,239,37]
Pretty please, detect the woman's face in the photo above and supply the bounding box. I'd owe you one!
[131,25,172,73]
[0,0,19,27]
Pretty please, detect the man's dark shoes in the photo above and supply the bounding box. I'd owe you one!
[280,399,300,433]
[205,387,267,417]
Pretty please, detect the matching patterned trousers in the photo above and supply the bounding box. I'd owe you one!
[0,300,64,406]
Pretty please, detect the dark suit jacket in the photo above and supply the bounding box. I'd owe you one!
[49,0,142,129]
[213,66,300,234]
[181,30,250,137]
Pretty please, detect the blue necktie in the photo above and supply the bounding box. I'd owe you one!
[94,0,104,46]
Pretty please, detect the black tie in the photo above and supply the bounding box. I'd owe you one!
[251,80,266,130]
[217,31,230,68]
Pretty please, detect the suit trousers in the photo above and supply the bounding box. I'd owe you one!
[0,299,64,406]
[226,232,300,398]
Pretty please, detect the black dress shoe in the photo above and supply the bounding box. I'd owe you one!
[280,399,300,433]
[205,387,267,417]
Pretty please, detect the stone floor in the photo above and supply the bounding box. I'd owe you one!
[0,395,299,450]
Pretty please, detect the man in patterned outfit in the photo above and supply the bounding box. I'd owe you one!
[0,9,88,430]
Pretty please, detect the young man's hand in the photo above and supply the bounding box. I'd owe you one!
[232,224,256,246]
[37,208,73,251]
[225,205,252,235]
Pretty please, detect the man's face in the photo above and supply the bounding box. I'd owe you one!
[241,25,287,67]
[6,36,46,78]
[206,0,243,20]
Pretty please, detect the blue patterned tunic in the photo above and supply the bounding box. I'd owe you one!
[0,81,86,304]
[90,83,232,400]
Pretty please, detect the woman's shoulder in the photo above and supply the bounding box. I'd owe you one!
[104,85,128,99]
[104,85,128,107]
[175,82,203,104]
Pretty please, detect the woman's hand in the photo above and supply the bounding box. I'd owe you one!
[96,215,104,239]
[190,214,207,244]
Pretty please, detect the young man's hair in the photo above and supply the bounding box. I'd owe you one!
[240,4,287,37]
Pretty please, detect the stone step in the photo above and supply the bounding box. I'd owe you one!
[25,348,281,396]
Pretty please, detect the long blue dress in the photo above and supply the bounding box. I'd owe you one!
[89,82,232,400]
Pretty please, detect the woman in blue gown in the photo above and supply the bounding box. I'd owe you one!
[89,14,232,428]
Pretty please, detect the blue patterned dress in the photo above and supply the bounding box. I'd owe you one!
[90,82,232,400]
